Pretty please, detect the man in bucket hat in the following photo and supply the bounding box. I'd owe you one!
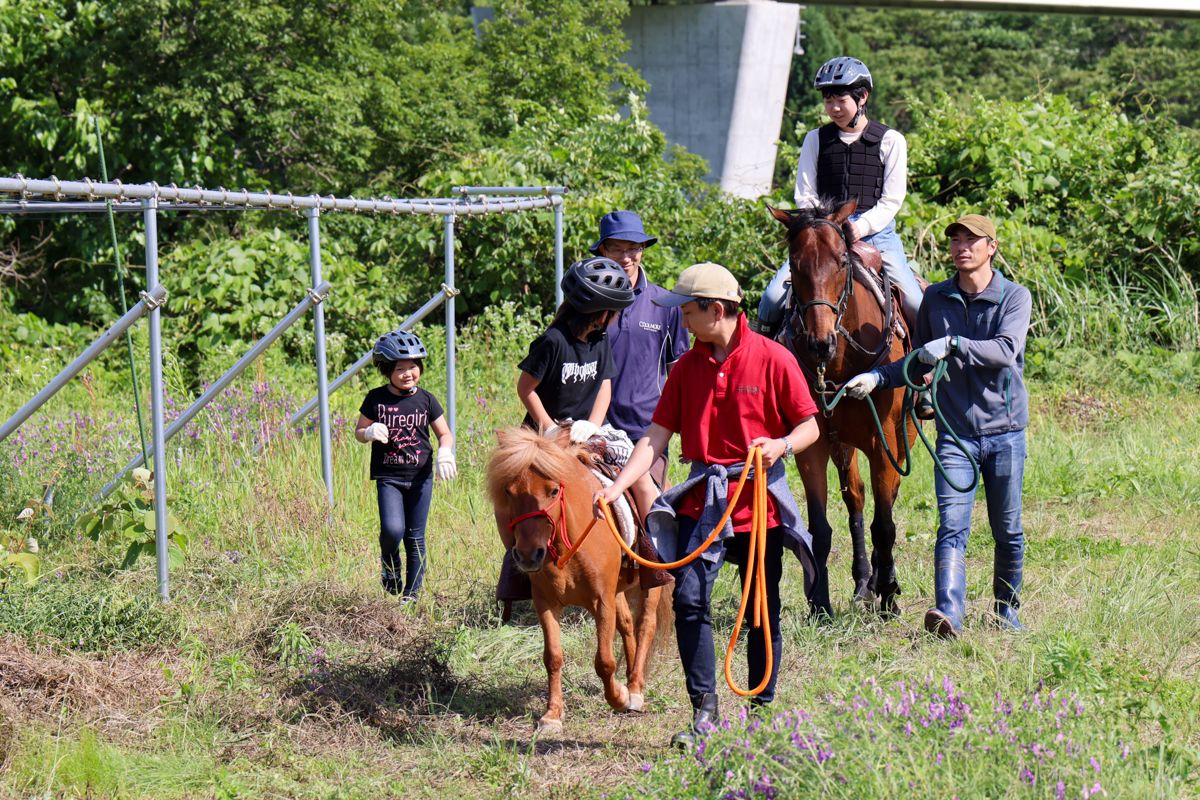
[843,214,1032,638]
[591,211,689,520]
[596,262,819,748]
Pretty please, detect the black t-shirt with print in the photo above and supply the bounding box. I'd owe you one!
[518,320,616,430]
[358,385,444,481]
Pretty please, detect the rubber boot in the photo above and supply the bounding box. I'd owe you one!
[923,550,966,639]
[671,692,719,749]
[992,550,1025,631]
[496,549,532,622]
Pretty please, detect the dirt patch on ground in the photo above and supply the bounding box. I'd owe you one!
[0,636,177,735]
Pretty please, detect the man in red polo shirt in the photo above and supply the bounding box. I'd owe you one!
[596,262,819,748]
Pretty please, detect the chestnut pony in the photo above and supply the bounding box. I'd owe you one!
[769,199,918,617]
[487,426,671,734]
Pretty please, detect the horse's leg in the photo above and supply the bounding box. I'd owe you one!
[535,597,566,734]
[625,585,663,713]
[615,589,638,688]
[591,597,631,712]
[866,448,904,619]
[798,445,834,618]
[835,446,871,606]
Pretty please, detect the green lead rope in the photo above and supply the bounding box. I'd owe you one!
[818,349,980,493]
[95,117,150,466]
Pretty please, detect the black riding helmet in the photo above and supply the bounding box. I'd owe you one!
[561,257,634,314]
[373,330,427,376]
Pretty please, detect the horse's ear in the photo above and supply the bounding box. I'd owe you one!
[766,203,792,226]
[831,199,858,225]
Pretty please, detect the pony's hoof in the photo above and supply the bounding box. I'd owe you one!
[626,693,645,713]
[611,683,630,711]
[536,718,563,736]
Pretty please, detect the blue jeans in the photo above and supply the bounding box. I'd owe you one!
[933,430,1026,567]
[376,476,434,598]
[859,216,921,322]
[670,516,784,704]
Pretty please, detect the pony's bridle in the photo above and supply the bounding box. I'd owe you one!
[508,481,572,562]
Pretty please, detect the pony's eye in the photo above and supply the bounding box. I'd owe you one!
[549,486,560,497]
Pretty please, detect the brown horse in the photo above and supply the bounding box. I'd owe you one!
[486,426,671,734]
[769,199,918,617]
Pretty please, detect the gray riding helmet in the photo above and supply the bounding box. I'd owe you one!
[813,56,873,91]
[373,330,427,369]
[561,257,635,313]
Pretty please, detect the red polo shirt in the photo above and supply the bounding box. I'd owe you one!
[652,313,817,531]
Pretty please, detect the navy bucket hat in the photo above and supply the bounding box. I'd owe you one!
[589,210,658,255]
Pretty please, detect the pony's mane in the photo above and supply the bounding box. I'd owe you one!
[486,426,594,511]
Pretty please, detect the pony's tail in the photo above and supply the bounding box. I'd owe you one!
[644,583,676,677]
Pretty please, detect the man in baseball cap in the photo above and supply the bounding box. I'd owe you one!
[843,211,1032,640]
[598,260,820,747]
[591,211,688,524]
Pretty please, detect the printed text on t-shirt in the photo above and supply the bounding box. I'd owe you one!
[560,361,598,384]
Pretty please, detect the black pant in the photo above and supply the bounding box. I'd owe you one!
[670,516,785,704]
[376,476,433,598]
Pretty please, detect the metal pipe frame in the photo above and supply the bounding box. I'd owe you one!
[0,177,563,216]
[252,286,454,456]
[97,281,332,500]
[143,199,170,602]
[0,283,167,444]
[307,208,334,506]
[455,185,567,196]
[444,215,457,436]
[554,203,565,308]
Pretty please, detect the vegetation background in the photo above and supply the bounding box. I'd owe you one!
[1,1,1199,797]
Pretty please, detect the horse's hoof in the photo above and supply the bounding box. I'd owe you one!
[879,597,902,619]
[536,718,563,736]
[626,693,645,713]
[611,682,630,711]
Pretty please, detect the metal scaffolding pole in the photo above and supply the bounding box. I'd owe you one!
[143,199,170,602]
[0,284,166,444]
[444,215,457,436]
[307,208,334,506]
[98,282,331,499]
[554,202,565,308]
[0,177,560,216]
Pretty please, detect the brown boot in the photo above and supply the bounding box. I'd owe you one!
[496,549,532,622]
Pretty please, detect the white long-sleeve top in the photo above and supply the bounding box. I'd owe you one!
[793,124,908,238]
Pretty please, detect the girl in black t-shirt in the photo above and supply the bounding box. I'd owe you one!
[498,258,636,610]
[516,257,635,440]
[356,330,456,600]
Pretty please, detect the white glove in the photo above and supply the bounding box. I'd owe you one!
[918,335,955,365]
[569,420,600,444]
[844,371,880,400]
[364,422,390,444]
[436,447,457,481]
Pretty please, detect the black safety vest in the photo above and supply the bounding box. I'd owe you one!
[815,120,889,211]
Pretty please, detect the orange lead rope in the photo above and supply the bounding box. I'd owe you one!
[597,446,774,697]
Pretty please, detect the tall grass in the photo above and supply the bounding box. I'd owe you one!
[1,301,1199,798]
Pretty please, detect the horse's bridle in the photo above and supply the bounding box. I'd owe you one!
[785,217,896,368]
[508,481,573,562]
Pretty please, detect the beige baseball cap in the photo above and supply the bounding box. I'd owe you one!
[945,214,997,240]
[653,262,743,308]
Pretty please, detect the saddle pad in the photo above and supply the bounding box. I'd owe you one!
[590,469,637,548]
